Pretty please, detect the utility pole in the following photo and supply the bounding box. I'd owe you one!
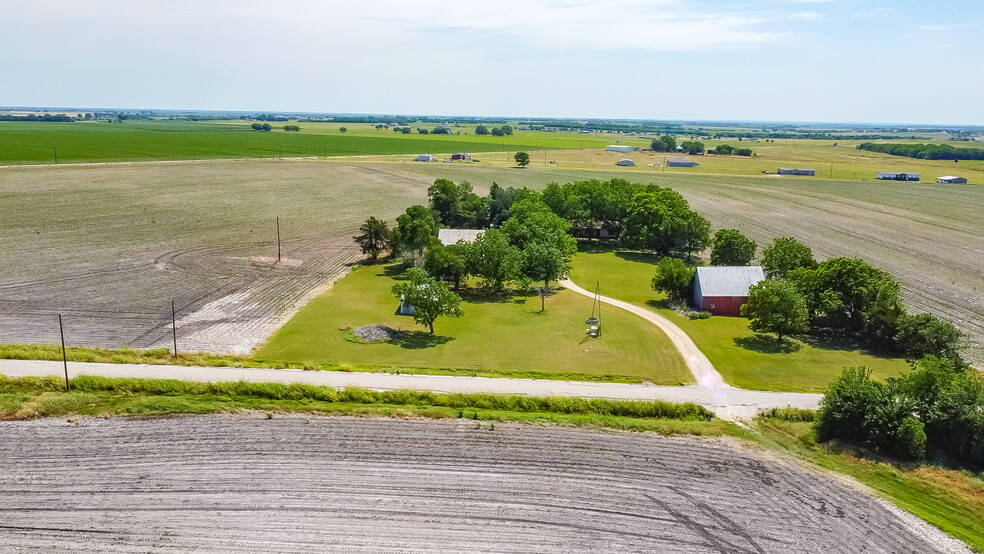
[171,300,178,357]
[53,146,57,164]
[829,163,834,179]
[58,314,69,390]
[276,216,281,262]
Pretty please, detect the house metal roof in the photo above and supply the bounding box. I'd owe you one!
[695,266,765,297]
[437,228,484,246]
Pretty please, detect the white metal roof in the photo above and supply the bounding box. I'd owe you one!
[437,228,484,246]
[938,175,960,180]
[695,266,764,297]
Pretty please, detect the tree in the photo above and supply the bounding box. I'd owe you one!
[714,144,734,155]
[710,229,757,266]
[514,151,530,167]
[418,128,429,134]
[894,313,965,365]
[352,216,391,262]
[262,123,272,131]
[339,127,347,132]
[427,178,486,228]
[392,205,439,265]
[466,229,522,293]
[521,242,566,305]
[401,127,412,134]
[680,140,704,155]
[651,257,694,305]
[761,237,816,280]
[620,187,700,256]
[740,280,809,341]
[651,135,677,152]
[475,125,489,136]
[491,127,504,136]
[391,268,463,334]
[424,241,470,291]
[487,182,522,227]
[500,124,513,136]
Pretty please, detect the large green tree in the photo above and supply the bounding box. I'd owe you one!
[710,229,757,266]
[651,257,694,305]
[740,279,809,341]
[424,240,470,291]
[650,135,677,152]
[761,237,816,279]
[466,229,522,293]
[391,268,463,334]
[514,151,530,167]
[392,205,439,266]
[894,313,965,365]
[621,188,706,257]
[352,216,391,262]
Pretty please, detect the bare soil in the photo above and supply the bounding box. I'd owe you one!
[0,415,968,553]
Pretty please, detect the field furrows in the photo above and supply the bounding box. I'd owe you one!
[0,415,965,553]
[0,160,437,353]
[675,182,984,365]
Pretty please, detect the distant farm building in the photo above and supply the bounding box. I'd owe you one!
[606,145,632,153]
[876,171,920,181]
[693,266,765,316]
[668,158,697,167]
[437,228,483,246]
[617,159,635,166]
[778,168,815,176]
[937,175,967,184]
[451,152,470,161]
[416,154,435,162]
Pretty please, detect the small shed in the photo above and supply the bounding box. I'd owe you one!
[668,158,696,167]
[416,154,435,162]
[606,145,632,153]
[937,175,967,184]
[451,152,470,161]
[876,171,920,181]
[778,168,815,176]
[693,266,765,316]
[437,228,483,246]
[617,159,635,166]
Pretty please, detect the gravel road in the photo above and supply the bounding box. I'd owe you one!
[0,359,822,420]
[0,415,968,553]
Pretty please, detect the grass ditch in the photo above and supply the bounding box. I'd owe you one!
[0,343,646,384]
[0,374,719,433]
[749,408,984,552]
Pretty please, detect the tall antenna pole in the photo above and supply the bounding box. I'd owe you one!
[171,299,178,357]
[276,217,281,262]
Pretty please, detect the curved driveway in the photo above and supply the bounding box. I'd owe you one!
[560,279,724,388]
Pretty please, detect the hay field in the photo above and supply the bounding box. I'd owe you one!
[0,159,442,352]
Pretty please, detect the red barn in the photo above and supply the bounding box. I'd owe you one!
[693,266,765,316]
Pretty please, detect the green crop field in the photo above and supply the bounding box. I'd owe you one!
[569,250,910,392]
[255,262,691,384]
[0,120,620,165]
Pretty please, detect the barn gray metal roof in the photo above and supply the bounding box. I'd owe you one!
[695,266,765,297]
[437,228,484,246]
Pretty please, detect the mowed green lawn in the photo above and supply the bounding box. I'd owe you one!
[569,250,910,392]
[256,263,691,384]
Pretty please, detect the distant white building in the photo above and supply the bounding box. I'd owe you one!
[416,154,435,162]
[616,159,635,166]
[606,145,632,153]
[437,229,484,246]
[937,175,967,184]
[777,168,815,176]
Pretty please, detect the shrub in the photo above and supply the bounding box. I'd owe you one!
[687,311,711,320]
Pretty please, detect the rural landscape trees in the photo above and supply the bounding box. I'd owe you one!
[353,216,391,262]
[514,151,530,167]
[740,280,809,341]
[761,237,816,279]
[710,229,756,266]
[391,268,462,334]
[651,258,694,304]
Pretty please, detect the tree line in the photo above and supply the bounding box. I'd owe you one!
[858,142,984,161]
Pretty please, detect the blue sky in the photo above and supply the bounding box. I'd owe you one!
[2,0,982,124]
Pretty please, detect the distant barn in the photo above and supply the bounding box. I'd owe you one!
[778,168,815,176]
[876,171,920,181]
[937,175,967,184]
[693,266,765,316]
[606,145,632,153]
[668,158,697,167]
[617,159,635,166]
[451,152,470,161]
[437,229,483,246]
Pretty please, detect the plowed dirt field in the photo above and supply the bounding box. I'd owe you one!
[0,415,967,553]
